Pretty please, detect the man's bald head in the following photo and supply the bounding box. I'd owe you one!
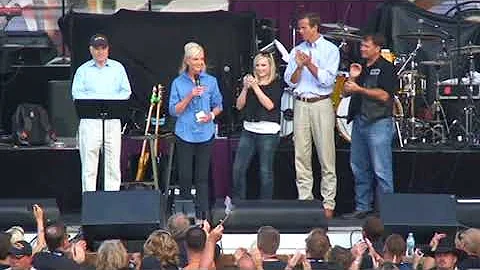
[45,223,67,251]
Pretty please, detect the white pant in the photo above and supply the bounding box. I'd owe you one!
[78,119,122,192]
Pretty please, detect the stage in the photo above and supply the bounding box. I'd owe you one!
[1,136,480,216]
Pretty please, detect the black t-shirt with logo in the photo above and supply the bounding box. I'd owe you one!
[347,57,397,123]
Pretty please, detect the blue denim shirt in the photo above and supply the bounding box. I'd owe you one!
[169,71,223,143]
[71,59,132,100]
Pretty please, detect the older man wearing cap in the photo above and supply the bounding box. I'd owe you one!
[7,240,36,270]
[72,33,132,192]
[423,236,459,270]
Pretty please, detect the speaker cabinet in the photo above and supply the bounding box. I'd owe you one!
[81,190,166,250]
[212,199,327,233]
[0,198,59,231]
[380,193,458,244]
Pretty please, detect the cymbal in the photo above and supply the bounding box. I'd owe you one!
[449,45,480,55]
[396,32,441,40]
[420,60,450,67]
[321,23,359,32]
[324,31,362,42]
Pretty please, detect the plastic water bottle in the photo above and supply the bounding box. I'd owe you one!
[406,232,415,257]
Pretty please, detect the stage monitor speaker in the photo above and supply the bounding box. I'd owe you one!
[456,199,480,228]
[211,199,327,233]
[0,198,60,231]
[48,80,78,137]
[380,193,458,244]
[81,190,166,250]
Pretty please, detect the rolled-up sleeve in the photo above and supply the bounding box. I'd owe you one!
[118,65,132,100]
[283,49,298,88]
[71,68,84,100]
[210,77,223,111]
[169,80,180,117]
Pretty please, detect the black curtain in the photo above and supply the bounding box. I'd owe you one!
[59,9,256,134]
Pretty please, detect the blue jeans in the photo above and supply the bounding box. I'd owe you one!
[232,130,280,199]
[350,116,394,212]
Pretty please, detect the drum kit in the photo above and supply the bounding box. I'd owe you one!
[321,22,480,147]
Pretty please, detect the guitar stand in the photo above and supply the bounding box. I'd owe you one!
[121,85,175,193]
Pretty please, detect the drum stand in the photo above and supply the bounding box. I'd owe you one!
[430,70,449,144]
[460,52,478,144]
[397,38,430,143]
[395,115,404,148]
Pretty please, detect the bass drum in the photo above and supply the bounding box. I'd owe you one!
[336,96,404,142]
[279,88,294,138]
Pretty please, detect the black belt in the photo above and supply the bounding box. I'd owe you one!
[295,95,330,103]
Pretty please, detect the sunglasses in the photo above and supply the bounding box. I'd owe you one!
[11,254,26,259]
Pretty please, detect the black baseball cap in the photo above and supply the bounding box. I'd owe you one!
[89,34,109,48]
[9,240,32,257]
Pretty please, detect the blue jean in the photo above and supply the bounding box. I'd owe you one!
[350,116,394,212]
[232,130,280,200]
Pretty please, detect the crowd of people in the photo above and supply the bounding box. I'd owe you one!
[0,205,479,270]
[58,8,479,270]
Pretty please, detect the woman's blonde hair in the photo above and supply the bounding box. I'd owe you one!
[253,53,277,84]
[143,230,179,267]
[179,42,205,74]
[95,240,129,270]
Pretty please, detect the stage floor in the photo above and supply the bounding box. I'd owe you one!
[1,136,480,215]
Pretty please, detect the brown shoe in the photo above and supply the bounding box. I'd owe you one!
[324,209,334,219]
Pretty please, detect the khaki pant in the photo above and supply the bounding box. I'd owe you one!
[78,119,122,192]
[293,98,337,210]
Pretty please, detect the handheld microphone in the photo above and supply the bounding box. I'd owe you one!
[194,74,200,87]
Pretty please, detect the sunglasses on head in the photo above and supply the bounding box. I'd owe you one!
[259,52,273,58]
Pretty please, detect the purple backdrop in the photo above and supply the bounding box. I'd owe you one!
[229,0,384,49]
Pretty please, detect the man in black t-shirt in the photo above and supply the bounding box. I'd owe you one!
[32,223,87,270]
[342,34,397,219]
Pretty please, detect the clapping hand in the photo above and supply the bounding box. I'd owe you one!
[344,80,362,95]
[349,63,362,80]
[295,50,312,67]
[243,74,257,89]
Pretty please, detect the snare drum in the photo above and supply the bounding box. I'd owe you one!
[398,70,426,95]
[336,96,404,142]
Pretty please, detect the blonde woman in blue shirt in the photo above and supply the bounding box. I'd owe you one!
[169,42,223,220]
